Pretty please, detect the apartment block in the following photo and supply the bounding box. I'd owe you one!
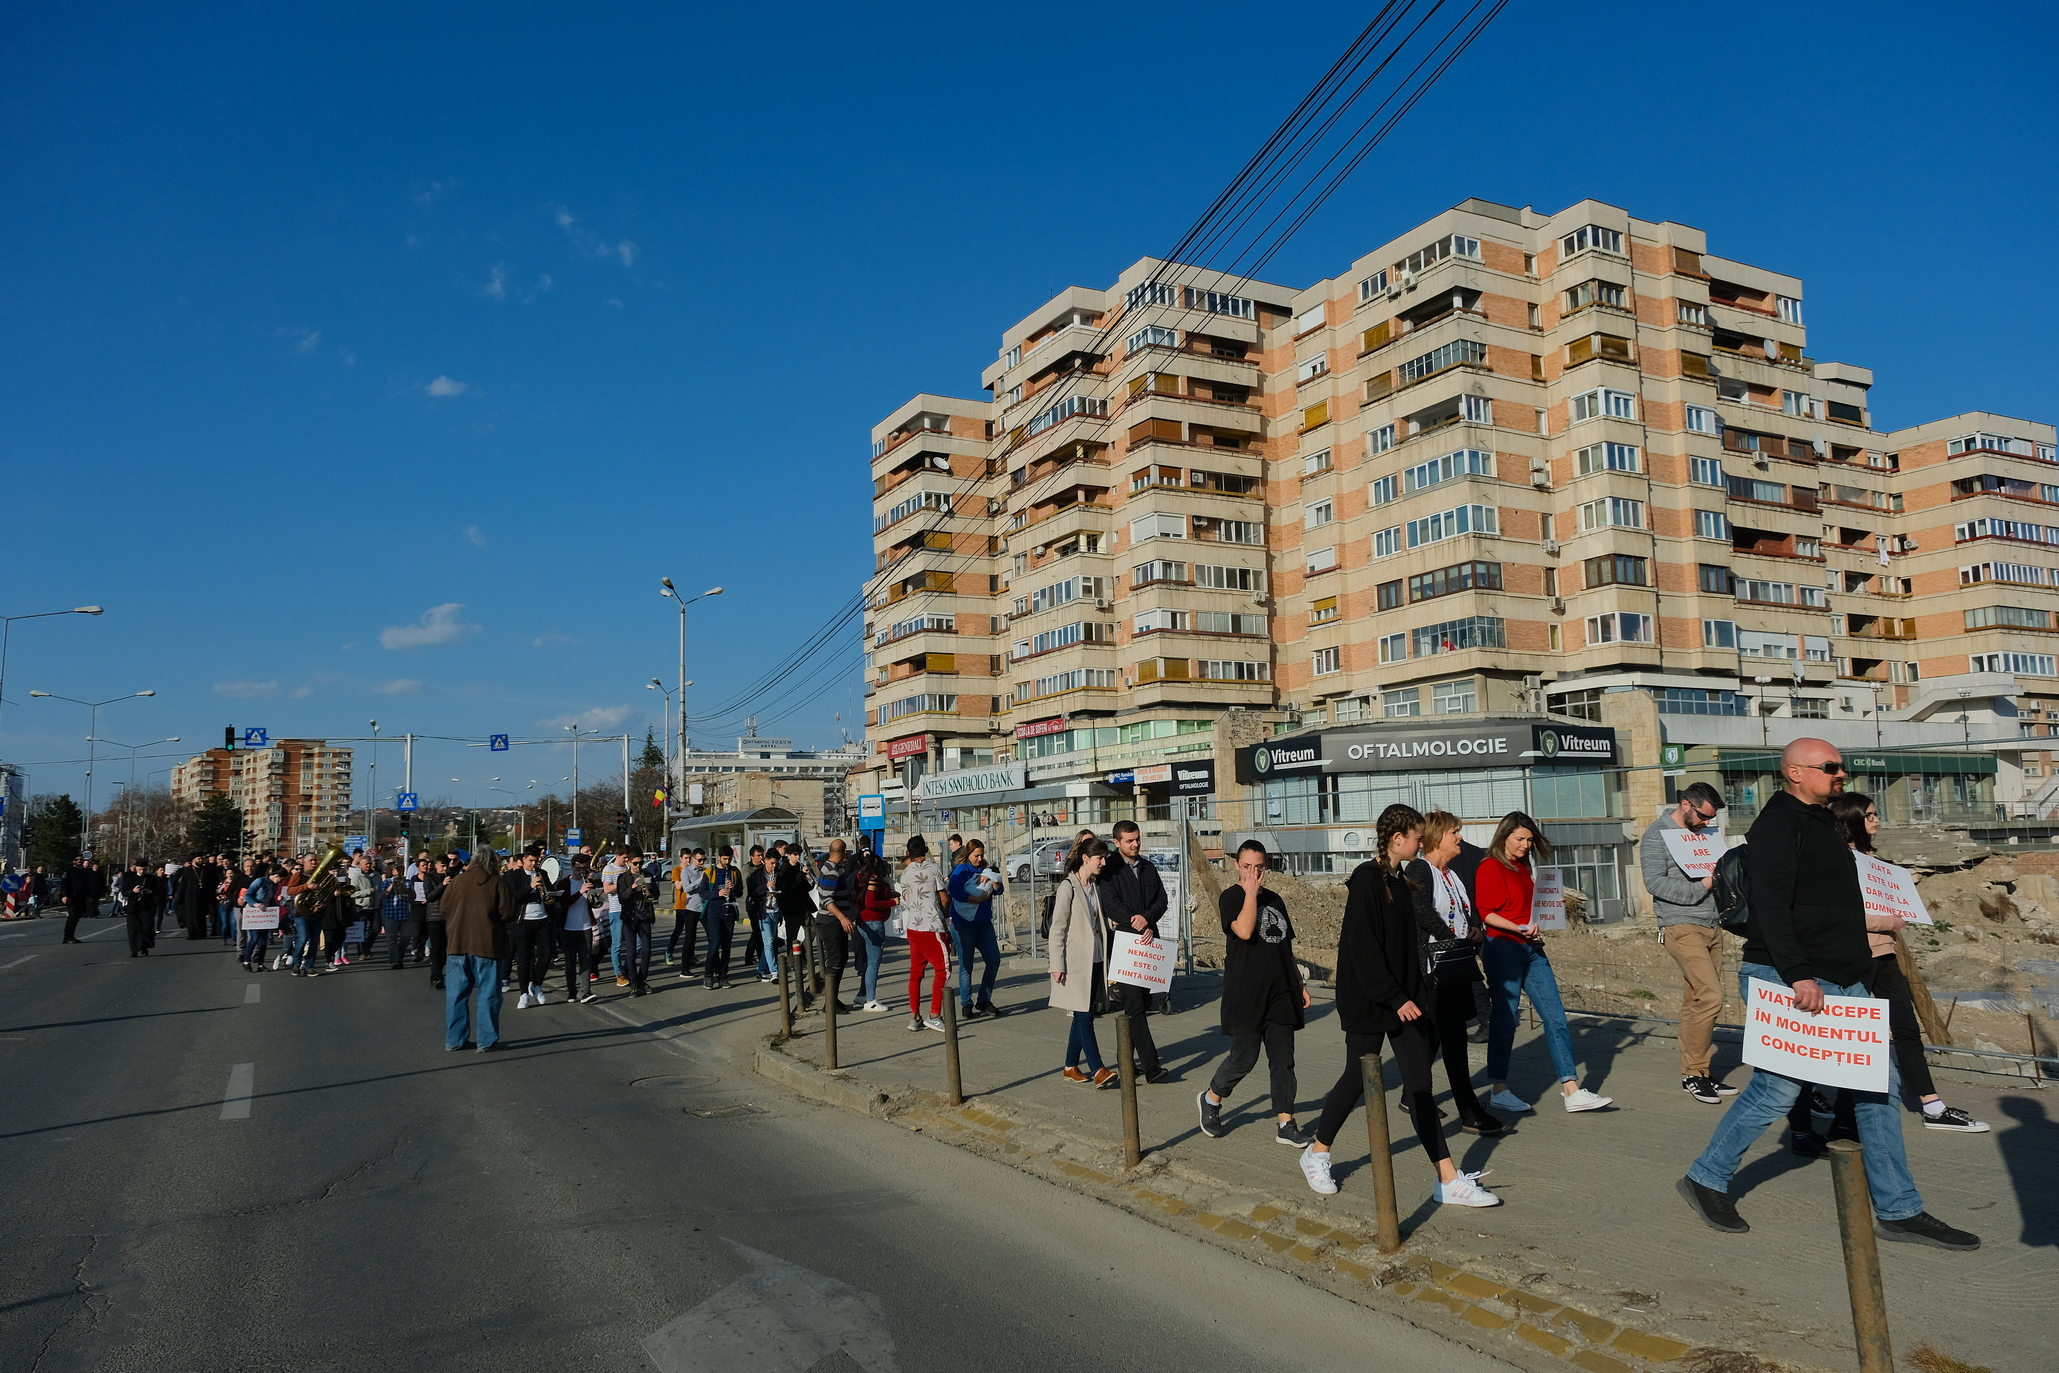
[172,740,354,853]
[860,196,2058,840]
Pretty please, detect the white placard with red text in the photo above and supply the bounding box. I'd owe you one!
[1742,977,1890,1092]
[1661,827,1724,879]
[241,905,281,931]
[1530,866,1567,931]
[1856,853,1933,925]
[1108,931,1173,991]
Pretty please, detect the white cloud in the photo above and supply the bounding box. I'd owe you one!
[616,241,636,267]
[290,685,316,699]
[551,204,639,272]
[462,524,488,548]
[426,375,469,397]
[374,678,426,696]
[538,705,632,731]
[214,679,279,699]
[380,603,479,650]
[296,328,322,353]
[483,265,507,301]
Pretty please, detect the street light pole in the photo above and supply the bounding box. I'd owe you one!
[30,689,155,849]
[660,580,722,802]
[97,735,180,867]
[0,606,103,749]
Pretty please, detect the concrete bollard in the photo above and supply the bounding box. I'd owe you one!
[1827,1139,1893,1373]
[1116,1016,1142,1168]
[1359,1051,1403,1254]
[942,994,963,1105]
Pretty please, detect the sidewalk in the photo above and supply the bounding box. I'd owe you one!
[612,946,2054,1373]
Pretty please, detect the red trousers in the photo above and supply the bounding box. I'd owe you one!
[907,930,949,1017]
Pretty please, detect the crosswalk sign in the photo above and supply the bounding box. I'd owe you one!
[397,792,419,812]
[243,728,268,747]
[489,734,509,751]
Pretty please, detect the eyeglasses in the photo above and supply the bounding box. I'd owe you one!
[1793,760,1847,775]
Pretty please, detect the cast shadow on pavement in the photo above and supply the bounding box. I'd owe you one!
[1996,1095,2057,1249]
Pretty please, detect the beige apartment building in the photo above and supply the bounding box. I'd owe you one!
[172,740,354,853]
[859,197,2058,874]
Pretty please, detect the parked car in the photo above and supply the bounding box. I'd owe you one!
[1002,840,1069,883]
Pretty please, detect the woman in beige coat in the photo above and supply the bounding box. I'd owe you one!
[1048,837,1116,1087]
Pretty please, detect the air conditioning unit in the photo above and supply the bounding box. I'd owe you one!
[1549,596,1566,614]
[1093,597,1112,611]
[1900,536,1919,551]
[1522,675,1543,690]
[1402,270,1416,289]
[987,717,1003,733]
[1386,280,1403,300]
[1541,539,1561,556]
[986,497,1002,515]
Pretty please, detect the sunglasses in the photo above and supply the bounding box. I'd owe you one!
[1794,761,1847,775]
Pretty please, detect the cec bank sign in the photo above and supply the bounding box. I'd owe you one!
[1237,720,1614,783]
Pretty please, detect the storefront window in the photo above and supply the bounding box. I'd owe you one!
[1556,843,1623,918]
[1531,765,1620,819]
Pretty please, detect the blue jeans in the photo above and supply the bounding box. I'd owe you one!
[609,912,624,977]
[951,918,1001,1008]
[854,920,886,1002]
[241,929,269,964]
[291,914,319,969]
[1065,1011,1104,1072]
[754,916,777,978]
[218,902,235,942]
[445,954,503,1050]
[1483,937,1579,1085]
[1689,962,1923,1220]
[701,902,735,983]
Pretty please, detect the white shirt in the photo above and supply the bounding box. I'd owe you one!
[563,892,592,932]
[601,861,624,915]
[1429,863,1472,939]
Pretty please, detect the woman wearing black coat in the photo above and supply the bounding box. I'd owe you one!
[1297,804,1501,1208]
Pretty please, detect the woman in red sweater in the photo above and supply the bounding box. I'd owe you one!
[1476,811,1612,1115]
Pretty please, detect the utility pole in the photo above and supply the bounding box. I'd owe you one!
[402,733,414,868]
[368,720,379,853]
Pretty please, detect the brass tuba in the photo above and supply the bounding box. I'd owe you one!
[300,840,347,915]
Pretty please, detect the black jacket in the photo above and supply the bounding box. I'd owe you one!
[60,866,99,906]
[1334,860,1431,1034]
[773,859,816,918]
[1742,789,1871,988]
[1100,852,1168,938]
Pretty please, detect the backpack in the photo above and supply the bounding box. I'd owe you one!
[1038,886,1057,940]
[1710,828,1802,938]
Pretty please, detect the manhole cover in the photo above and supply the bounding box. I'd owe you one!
[685,1103,768,1119]
[629,1075,717,1091]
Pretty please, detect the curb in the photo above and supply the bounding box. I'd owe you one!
[752,1046,1814,1373]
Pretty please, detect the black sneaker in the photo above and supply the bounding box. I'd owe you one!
[1677,1175,1749,1233]
[1459,1111,1506,1136]
[1808,1089,1835,1117]
[976,999,1001,1017]
[1275,1119,1314,1148]
[1789,1129,1829,1158]
[959,1002,983,1021]
[1683,1076,1723,1104]
[1877,1212,1980,1251]
[1144,1067,1171,1085]
[1197,1090,1225,1138]
[1921,1106,1990,1133]
[1709,1078,1740,1096]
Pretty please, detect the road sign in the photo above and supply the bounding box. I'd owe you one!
[565,827,584,846]
[243,728,268,747]
[489,734,509,751]
[396,792,419,812]
[344,834,368,853]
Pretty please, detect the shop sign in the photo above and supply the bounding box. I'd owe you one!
[887,734,928,760]
[914,762,1026,801]
[1014,717,1068,740]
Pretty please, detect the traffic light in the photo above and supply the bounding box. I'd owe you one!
[224,726,236,750]
[618,809,630,833]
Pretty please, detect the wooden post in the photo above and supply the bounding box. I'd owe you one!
[1827,1139,1893,1373]
[1891,932,1950,1046]
[1359,1051,1403,1254]
[1116,1016,1141,1168]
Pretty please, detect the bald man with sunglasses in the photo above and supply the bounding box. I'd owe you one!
[1679,738,1977,1251]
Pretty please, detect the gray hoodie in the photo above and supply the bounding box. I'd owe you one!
[1639,811,1716,929]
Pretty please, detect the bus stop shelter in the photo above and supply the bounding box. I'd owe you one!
[667,807,803,858]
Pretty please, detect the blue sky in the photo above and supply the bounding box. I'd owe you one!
[3,1,2054,811]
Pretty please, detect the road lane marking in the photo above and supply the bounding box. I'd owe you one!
[221,1064,254,1119]
[82,925,119,939]
[3,956,34,970]
[245,984,261,1003]
[1,931,28,939]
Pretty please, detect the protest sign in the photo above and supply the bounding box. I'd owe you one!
[1108,931,1173,991]
[1856,853,1933,925]
[1661,827,1723,880]
[241,905,281,931]
[1531,866,1567,931]
[1742,977,1890,1092]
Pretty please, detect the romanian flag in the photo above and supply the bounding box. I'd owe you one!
[652,787,668,808]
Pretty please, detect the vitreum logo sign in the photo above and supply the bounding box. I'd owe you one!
[1540,731,1560,758]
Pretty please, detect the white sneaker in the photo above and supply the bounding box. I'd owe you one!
[923,1016,946,1032]
[1487,1089,1533,1113]
[532,987,547,1005]
[863,1000,887,1013]
[516,992,531,1009]
[1300,1145,1338,1195]
[272,954,284,971]
[907,1017,925,1032]
[1563,1087,1612,1112]
[1435,1170,1502,1207]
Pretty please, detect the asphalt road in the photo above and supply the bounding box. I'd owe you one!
[0,916,1513,1373]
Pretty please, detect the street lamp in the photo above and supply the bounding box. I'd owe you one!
[490,783,533,847]
[659,579,722,797]
[94,734,180,866]
[29,689,155,840]
[0,606,103,748]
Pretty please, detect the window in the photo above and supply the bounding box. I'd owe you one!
[1578,497,1644,531]
[1374,526,1402,557]
[1334,695,1369,723]
[1397,338,1488,384]
[1197,659,1269,681]
[1358,269,1390,301]
[1585,554,1648,588]
[1703,619,1736,648]
[1005,384,1022,406]
[1125,281,1177,310]
[1197,611,1265,635]
[1294,305,1326,336]
[880,692,957,722]
[1383,686,1421,718]
[1305,546,1338,574]
[1677,301,1708,326]
[1131,559,1187,586]
[1004,344,1022,368]
[1528,303,1541,328]
[1971,652,2056,677]
[1305,499,1334,529]
[1699,564,1734,594]
[1023,394,1107,437]
[1378,632,1408,664]
[1550,687,1602,721]
[1407,503,1498,548]
[1432,678,1477,714]
[1462,394,1493,424]
[1571,388,1635,423]
[1297,355,1329,382]
[1412,615,1504,657]
[1695,509,1731,539]
[1125,325,1176,354]
[1736,579,1795,605]
[1403,234,1480,274]
[1030,621,1113,654]
[1130,464,1183,492]
[1028,575,1107,614]
[1777,296,1803,325]
[1953,517,2059,545]
[1782,390,1818,419]
[1409,560,1502,602]
[1301,448,1332,477]
[1129,512,1185,543]
[1575,442,1640,475]
[1215,519,1265,545]
[1190,469,1258,494]
[1029,667,1119,697]
[1193,563,1262,591]
[1376,579,1404,610]
[1584,612,1653,645]
[1370,475,1399,505]
[1311,646,1341,676]
[1560,225,1624,258]
[1727,474,1789,504]
[874,490,953,533]
[1967,605,2054,630]
[1685,404,1720,435]
[1185,288,1254,319]
[1795,536,1822,558]
[1690,455,1723,487]
[1798,585,1825,607]
[1403,447,1493,494]
[1368,423,1396,454]
[1309,596,1339,625]
[1565,280,1626,311]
